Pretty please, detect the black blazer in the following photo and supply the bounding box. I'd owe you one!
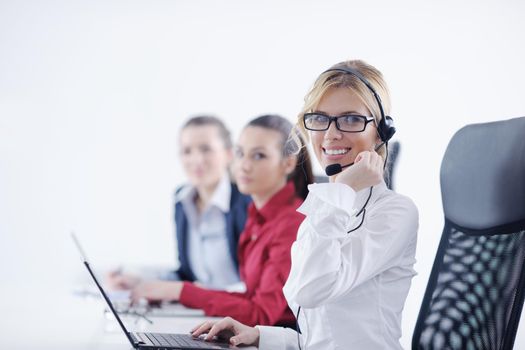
[173,183,251,282]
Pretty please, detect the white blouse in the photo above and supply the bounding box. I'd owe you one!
[257,181,418,350]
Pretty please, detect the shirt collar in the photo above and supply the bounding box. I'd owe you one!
[176,184,194,204]
[209,173,231,213]
[248,181,297,224]
[177,173,232,213]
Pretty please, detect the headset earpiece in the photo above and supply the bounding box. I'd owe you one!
[377,115,396,143]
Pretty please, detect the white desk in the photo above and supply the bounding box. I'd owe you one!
[0,287,256,350]
[3,285,525,349]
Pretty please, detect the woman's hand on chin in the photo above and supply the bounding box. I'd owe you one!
[335,151,383,192]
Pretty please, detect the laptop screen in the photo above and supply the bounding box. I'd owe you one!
[83,261,137,347]
[71,233,136,347]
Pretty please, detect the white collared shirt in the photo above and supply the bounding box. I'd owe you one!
[257,181,418,350]
[178,174,241,290]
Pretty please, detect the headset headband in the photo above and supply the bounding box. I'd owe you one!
[323,67,386,122]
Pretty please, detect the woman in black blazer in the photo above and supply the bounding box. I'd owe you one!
[173,178,251,283]
[108,115,251,291]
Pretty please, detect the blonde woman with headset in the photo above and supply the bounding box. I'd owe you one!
[190,60,419,350]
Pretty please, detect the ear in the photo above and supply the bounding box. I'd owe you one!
[374,134,382,149]
[283,155,298,176]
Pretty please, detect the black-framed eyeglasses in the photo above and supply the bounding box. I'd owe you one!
[303,113,374,133]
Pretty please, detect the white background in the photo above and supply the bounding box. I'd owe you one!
[1,0,525,348]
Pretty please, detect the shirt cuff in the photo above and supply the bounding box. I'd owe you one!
[298,183,357,217]
[256,326,297,350]
[296,183,359,238]
[179,282,208,310]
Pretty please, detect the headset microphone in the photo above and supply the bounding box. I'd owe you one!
[324,142,386,176]
[325,162,351,176]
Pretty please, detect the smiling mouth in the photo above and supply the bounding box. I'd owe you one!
[323,148,350,155]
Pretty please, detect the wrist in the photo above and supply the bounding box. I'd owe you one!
[253,326,260,347]
[251,326,261,348]
[169,281,183,301]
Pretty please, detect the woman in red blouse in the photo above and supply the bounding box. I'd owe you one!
[130,114,314,326]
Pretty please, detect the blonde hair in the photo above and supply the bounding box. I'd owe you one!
[292,59,392,162]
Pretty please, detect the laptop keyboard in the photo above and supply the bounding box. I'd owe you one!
[136,332,231,349]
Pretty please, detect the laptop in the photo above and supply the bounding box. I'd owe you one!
[71,233,235,349]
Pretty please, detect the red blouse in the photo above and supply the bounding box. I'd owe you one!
[179,181,304,326]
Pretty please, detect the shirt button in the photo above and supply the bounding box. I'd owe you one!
[251,234,257,241]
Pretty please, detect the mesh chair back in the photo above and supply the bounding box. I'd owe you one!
[386,140,400,190]
[412,117,525,350]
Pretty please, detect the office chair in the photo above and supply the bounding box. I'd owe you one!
[412,117,525,349]
[313,140,401,190]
